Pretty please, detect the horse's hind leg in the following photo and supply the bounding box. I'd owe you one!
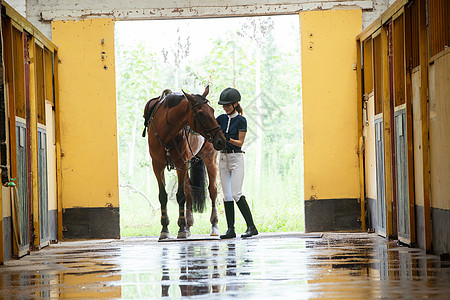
[154,163,170,240]
[176,168,190,238]
[205,153,220,236]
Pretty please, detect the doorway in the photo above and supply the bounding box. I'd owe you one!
[115,15,304,237]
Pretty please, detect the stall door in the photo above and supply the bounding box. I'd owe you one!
[10,25,31,257]
[393,12,414,244]
[36,42,50,247]
[16,121,29,256]
[375,117,386,236]
[38,127,49,246]
[395,109,409,240]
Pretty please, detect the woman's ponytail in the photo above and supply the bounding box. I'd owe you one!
[234,103,243,115]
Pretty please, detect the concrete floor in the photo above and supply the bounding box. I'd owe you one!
[0,232,449,299]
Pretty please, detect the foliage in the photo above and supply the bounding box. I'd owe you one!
[115,16,304,237]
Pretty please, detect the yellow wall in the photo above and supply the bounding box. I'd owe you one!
[301,9,362,201]
[364,94,377,199]
[412,70,424,207]
[45,101,57,211]
[429,51,450,210]
[52,19,119,208]
[1,186,10,219]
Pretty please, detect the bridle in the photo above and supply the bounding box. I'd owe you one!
[190,99,222,144]
[149,95,220,171]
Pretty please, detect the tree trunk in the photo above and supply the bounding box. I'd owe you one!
[233,42,236,87]
[174,65,179,91]
[128,115,138,178]
[254,48,262,196]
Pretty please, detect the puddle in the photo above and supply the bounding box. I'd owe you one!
[1,234,449,298]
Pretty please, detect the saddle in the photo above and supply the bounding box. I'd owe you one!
[142,89,172,137]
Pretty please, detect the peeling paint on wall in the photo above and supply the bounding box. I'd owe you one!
[7,0,388,39]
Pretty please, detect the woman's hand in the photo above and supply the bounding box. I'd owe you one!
[228,131,246,147]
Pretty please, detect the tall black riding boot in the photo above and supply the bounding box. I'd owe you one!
[237,196,258,238]
[220,201,236,239]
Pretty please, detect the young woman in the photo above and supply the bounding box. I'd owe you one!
[216,87,258,239]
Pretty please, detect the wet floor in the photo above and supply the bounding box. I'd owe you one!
[0,232,449,299]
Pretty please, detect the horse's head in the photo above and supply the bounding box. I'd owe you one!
[183,86,227,151]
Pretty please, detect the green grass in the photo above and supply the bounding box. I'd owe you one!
[120,190,304,237]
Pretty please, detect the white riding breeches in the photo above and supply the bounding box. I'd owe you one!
[219,152,245,202]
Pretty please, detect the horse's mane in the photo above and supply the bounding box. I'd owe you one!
[163,92,185,108]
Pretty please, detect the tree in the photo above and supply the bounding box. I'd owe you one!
[115,41,163,193]
[161,27,191,90]
[238,18,274,195]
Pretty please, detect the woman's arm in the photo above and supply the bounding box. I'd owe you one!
[228,131,246,148]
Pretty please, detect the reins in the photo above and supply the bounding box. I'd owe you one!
[184,127,216,164]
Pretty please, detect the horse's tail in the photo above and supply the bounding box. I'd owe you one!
[189,156,207,213]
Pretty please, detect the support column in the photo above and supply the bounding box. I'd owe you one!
[301,9,362,232]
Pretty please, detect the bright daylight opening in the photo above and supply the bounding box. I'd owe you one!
[115,15,304,237]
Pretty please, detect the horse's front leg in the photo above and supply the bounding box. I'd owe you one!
[206,153,220,236]
[153,163,170,240]
[176,168,190,238]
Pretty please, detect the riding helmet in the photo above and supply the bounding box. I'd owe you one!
[218,87,241,105]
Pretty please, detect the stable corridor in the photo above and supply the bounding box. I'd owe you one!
[0,233,449,298]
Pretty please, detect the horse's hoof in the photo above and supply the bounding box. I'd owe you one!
[159,231,170,240]
[210,225,220,236]
[177,230,189,239]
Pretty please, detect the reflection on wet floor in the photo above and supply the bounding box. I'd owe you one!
[0,233,449,298]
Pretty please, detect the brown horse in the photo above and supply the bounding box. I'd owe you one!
[185,131,220,235]
[143,86,226,240]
